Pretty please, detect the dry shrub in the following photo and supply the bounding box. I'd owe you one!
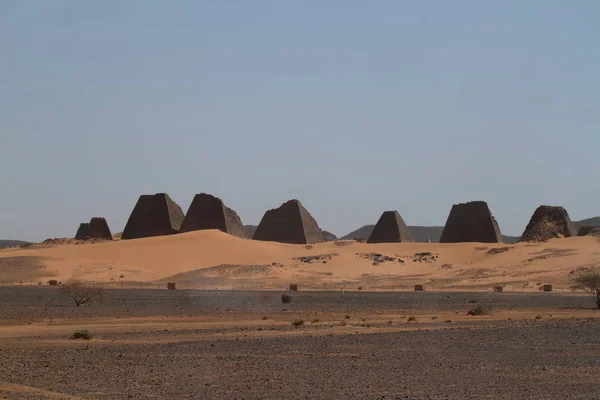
[493,285,504,292]
[59,280,104,307]
[292,319,304,328]
[467,306,491,316]
[281,294,293,304]
[71,329,93,340]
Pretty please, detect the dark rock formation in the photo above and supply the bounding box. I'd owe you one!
[252,199,324,244]
[578,226,600,237]
[520,206,575,242]
[440,201,503,243]
[74,217,112,240]
[180,193,246,238]
[121,193,184,240]
[367,211,414,243]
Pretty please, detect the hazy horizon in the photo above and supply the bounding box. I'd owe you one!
[2,1,599,242]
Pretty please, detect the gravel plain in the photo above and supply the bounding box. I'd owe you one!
[1,287,599,399]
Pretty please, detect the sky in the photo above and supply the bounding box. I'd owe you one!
[1,1,599,242]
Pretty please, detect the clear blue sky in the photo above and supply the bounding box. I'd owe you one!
[1,1,599,242]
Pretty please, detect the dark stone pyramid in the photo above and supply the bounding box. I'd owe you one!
[440,201,503,243]
[180,193,246,238]
[74,217,112,240]
[121,193,184,240]
[520,206,575,242]
[367,211,414,243]
[252,199,325,244]
[74,223,90,240]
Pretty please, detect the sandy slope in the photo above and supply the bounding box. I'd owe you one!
[1,230,599,288]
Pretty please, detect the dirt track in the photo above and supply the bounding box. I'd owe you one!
[1,288,599,399]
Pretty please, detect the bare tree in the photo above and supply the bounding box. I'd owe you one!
[58,280,104,307]
[572,267,600,309]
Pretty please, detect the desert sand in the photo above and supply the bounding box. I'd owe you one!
[2,233,600,399]
[1,231,599,291]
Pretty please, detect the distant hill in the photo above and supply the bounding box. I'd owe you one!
[573,217,600,232]
[0,240,31,249]
[341,225,520,244]
[243,225,337,241]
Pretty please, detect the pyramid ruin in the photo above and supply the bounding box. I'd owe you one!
[367,211,414,243]
[439,201,503,243]
[578,226,600,237]
[121,193,184,240]
[252,199,325,244]
[179,193,246,238]
[74,217,112,240]
[520,206,575,242]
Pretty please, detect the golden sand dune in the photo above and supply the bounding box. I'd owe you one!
[1,230,599,289]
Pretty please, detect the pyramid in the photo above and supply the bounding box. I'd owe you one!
[74,217,112,240]
[74,223,90,240]
[520,206,575,242]
[367,211,414,243]
[252,199,325,244]
[121,193,184,240]
[440,201,503,243]
[180,193,246,238]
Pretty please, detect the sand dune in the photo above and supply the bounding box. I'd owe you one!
[1,230,599,289]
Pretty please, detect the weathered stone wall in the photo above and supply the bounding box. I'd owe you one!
[180,193,246,238]
[121,193,184,240]
[440,201,503,243]
[520,206,575,242]
[367,211,414,243]
[252,199,324,244]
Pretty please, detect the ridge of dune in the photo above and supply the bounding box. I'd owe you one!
[0,230,599,289]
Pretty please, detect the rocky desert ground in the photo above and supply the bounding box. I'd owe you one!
[1,288,600,399]
[1,233,600,399]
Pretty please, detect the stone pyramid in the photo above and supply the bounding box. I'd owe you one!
[367,211,414,243]
[121,193,184,240]
[74,217,112,240]
[520,205,575,242]
[180,193,246,238]
[74,223,90,240]
[440,201,503,243]
[252,199,325,244]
